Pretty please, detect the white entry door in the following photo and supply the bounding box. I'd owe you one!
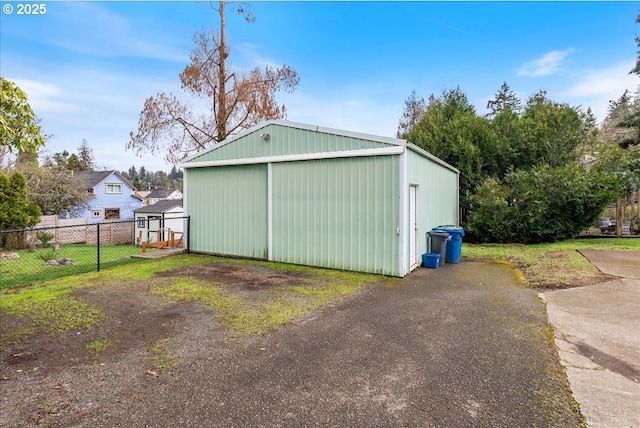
[409,185,418,268]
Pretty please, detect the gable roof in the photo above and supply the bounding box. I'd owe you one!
[181,120,407,167]
[146,188,180,199]
[133,199,183,214]
[78,170,138,191]
[180,120,459,174]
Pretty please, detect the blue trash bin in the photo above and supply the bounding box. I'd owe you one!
[432,226,465,263]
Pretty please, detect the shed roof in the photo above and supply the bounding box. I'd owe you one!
[134,199,183,214]
[181,120,458,174]
[146,188,180,199]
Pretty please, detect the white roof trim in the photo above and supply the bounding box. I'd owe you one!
[406,143,460,174]
[182,146,404,169]
[181,119,407,164]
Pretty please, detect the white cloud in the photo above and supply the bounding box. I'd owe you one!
[564,60,637,98]
[11,79,77,113]
[562,60,638,122]
[6,60,183,172]
[280,91,401,139]
[517,49,573,77]
[31,3,189,63]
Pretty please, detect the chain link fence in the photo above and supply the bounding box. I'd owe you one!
[0,216,189,289]
[582,195,639,237]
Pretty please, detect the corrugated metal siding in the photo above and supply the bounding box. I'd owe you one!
[186,165,268,258]
[407,148,459,260]
[271,156,400,276]
[187,123,396,163]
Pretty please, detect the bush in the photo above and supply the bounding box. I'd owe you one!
[37,231,54,248]
[466,164,622,243]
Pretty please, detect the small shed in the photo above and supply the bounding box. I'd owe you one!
[181,120,459,277]
[133,199,184,246]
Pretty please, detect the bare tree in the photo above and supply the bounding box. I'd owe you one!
[396,90,426,139]
[15,152,93,216]
[127,1,299,164]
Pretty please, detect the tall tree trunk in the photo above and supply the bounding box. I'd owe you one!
[217,1,227,142]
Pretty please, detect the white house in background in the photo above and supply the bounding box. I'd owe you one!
[133,199,184,245]
[142,188,183,206]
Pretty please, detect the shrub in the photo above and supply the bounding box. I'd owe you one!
[37,231,54,248]
[466,164,622,243]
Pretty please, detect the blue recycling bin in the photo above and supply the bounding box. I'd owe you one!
[432,226,465,263]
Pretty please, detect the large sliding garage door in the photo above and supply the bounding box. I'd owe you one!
[271,156,400,276]
[187,164,268,259]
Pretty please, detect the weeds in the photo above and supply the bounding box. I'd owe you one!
[147,339,179,372]
[87,337,112,354]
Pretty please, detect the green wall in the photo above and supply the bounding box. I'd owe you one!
[187,123,396,163]
[186,165,268,259]
[407,148,459,264]
[272,156,400,276]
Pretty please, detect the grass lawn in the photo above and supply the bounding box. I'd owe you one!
[0,254,382,341]
[463,238,640,289]
[0,244,158,289]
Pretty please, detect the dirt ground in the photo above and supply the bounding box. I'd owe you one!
[0,263,325,427]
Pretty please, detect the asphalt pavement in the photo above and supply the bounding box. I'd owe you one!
[85,260,582,427]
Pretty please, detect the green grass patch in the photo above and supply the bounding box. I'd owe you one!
[0,244,158,289]
[463,238,640,289]
[0,254,217,344]
[87,337,112,354]
[151,277,239,310]
[219,301,312,336]
[150,257,382,336]
[1,253,383,341]
[0,282,107,338]
[147,339,179,372]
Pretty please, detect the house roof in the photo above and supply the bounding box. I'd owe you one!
[146,188,180,199]
[78,170,138,192]
[133,199,183,214]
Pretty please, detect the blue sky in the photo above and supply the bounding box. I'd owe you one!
[1,1,639,172]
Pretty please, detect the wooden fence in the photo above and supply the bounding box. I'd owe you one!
[35,216,88,244]
[86,222,135,245]
[33,216,135,245]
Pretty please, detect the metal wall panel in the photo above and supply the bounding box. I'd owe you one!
[271,156,400,276]
[186,165,268,259]
[187,123,396,163]
[407,148,459,264]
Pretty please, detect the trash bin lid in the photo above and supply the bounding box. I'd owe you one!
[433,226,465,237]
[427,231,450,237]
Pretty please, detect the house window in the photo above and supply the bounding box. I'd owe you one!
[92,210,101,218]
[137,218,146,228]
[104,208,121,220]
[105,183,123,194]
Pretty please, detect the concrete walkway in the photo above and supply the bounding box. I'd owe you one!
[540,250,640,428]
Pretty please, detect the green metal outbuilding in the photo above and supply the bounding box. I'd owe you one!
[181,120,459,277]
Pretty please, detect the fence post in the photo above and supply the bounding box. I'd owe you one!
[97,223,101,272]
[186,216,190,253]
